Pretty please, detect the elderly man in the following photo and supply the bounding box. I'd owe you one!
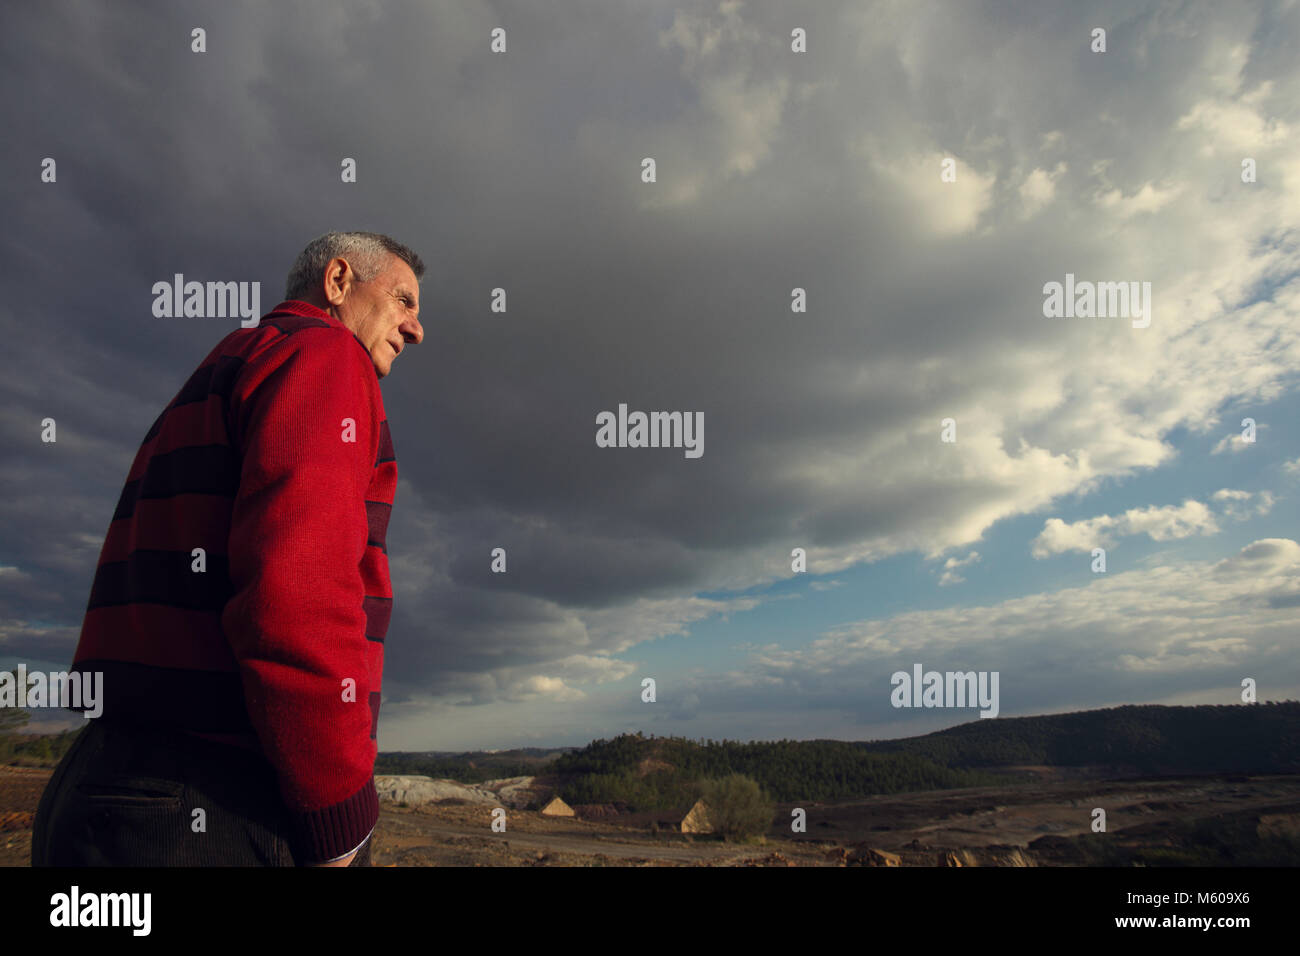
[32,231,424,867]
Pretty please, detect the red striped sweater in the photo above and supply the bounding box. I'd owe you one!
[69,299,395,864]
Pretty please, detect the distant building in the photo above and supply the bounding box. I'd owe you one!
[540,796,575,817]
[680,799,714,834]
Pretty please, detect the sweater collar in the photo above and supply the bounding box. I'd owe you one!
[263,300,378,377]
[264,299,346,329]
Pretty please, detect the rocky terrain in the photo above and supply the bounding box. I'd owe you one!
[374,773,540,809]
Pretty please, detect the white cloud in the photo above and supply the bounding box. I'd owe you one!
[858,147,997,237]
[1018,162,1066,218]
[507,674,587,703]
[1212,488,1275,520]
[1212,427,1264,454]
[1176,80,1291,153]
[1032,488,1278,558]
[938,550,981,586]
[1211,488,1252,501]
[809,579,844,592]
[1032,499,1220,557]
[1094,180,1185,218]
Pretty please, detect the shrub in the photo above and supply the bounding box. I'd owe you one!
[699,774,774,841]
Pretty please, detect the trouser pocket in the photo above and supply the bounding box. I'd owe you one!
[69,773,190,866]
[76,776,185,806]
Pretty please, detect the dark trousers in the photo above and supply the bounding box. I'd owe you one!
[31,717,371,867]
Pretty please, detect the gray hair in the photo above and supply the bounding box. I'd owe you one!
[284,231,425,302]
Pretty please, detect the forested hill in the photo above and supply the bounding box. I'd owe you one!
[869,701,1300,773]
[551,702,1299,807]
[554,734,1003,806]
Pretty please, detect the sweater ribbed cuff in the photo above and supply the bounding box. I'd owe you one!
[289,777,379,864]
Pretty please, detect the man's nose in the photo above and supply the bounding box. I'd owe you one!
[400,314,424,345]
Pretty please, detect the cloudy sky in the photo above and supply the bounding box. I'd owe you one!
[2,1,1297,751]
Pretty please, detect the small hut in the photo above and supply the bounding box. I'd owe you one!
[540,796,575,817]
[680,799,714,834]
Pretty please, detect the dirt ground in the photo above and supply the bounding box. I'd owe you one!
[779,773,1300,850]
[369,803,815,866]
[0,766,49,867]
[5,765,1298,867]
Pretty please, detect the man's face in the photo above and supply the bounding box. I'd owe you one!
[325,255,423,378]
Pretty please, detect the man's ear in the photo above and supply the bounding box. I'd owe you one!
[323,257,354,306]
